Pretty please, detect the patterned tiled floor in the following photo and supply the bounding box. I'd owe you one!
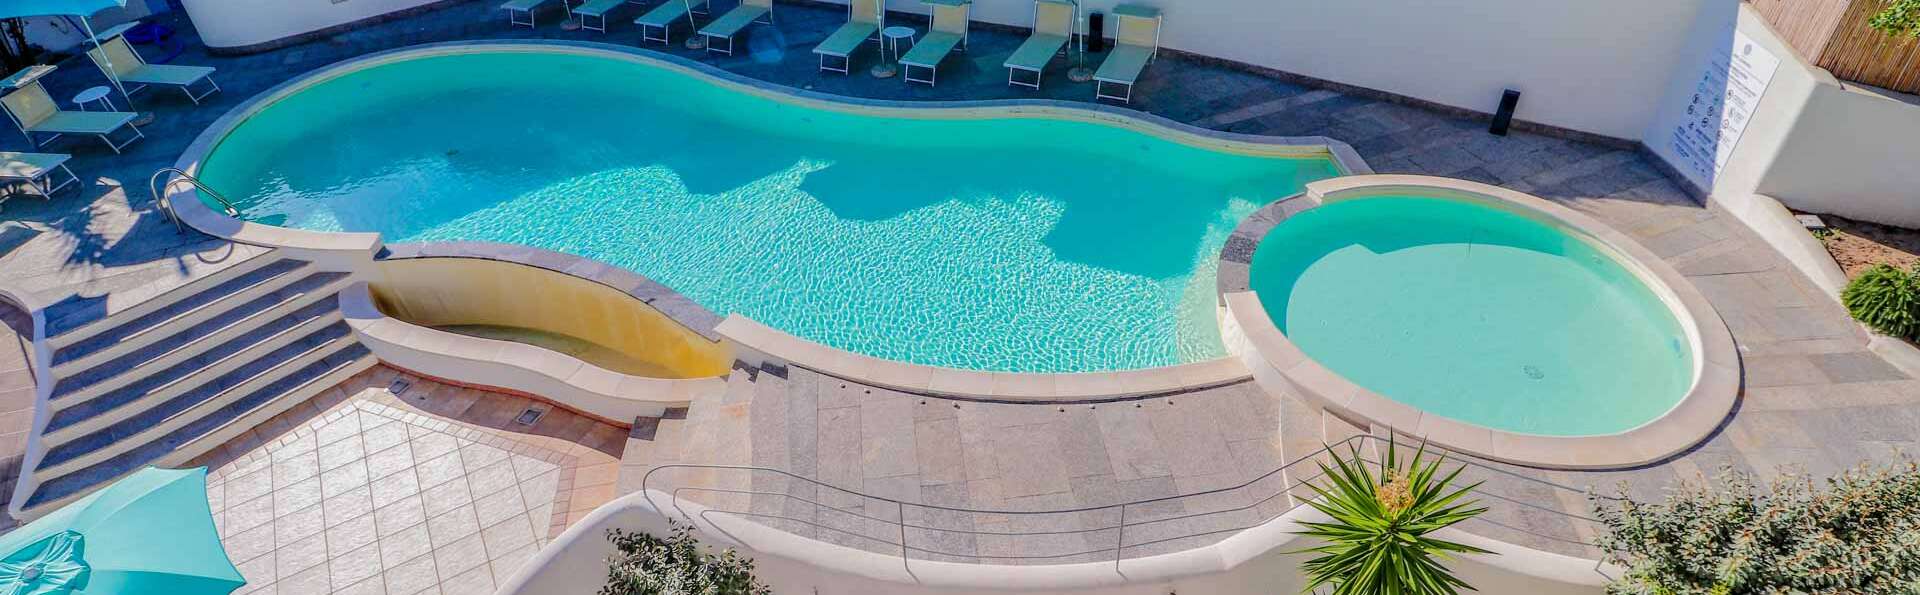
[0,301,34,535]
[194,367,623,595]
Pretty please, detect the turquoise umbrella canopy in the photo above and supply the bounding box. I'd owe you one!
[0,467,245,595]
[0,0,128,20]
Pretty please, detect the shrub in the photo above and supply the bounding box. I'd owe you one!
[1291,439,1491,595]
[1872,0,1920,39]
[601,521,771,595]
[1841,264,1920,340]
[1591,459,1920,595]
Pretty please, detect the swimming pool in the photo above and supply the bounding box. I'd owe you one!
[1246,193,1694,437]
[193,46,1345,373]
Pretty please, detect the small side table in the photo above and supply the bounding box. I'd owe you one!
[72,86,114,112]
[882,26,916,64]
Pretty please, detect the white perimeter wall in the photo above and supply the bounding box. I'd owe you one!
[179,0,1712,140]
[179,0,447,50]
[496,491,1614,595]
[1644,2,1920,228]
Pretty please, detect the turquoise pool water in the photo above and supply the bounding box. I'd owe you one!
[198,49,1341,373]
[1248,196,1693,436]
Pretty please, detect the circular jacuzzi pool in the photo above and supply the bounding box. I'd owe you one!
[1221,176,1736,466]
[181,43,1352,374]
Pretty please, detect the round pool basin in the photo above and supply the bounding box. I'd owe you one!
[188,45,1347,374]
[1248,194,1691,437]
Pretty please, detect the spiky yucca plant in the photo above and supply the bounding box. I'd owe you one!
[1841,264,1920,340]
[1292,440,1493,595]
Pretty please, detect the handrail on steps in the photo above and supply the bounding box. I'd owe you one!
[150,167,241,233]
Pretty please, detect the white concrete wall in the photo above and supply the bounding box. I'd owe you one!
[497,490,1614,595]
[174,0,1710,139]
[1644,2,1920,229]
[945,0,1715,140]
[1757,84,1920,228]
[21,3,158,54]
[178,0,447,50]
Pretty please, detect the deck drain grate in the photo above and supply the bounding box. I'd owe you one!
[514,408,546,426]
[389,379,412,396]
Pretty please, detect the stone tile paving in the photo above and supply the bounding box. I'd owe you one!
[191,366,623,594]
[0,0,1912,564]
[0,300,34,534]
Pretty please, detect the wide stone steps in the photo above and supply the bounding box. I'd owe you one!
[37,321,356,475]
[24,339,374,513]
[48,268,349,403]
[41,245,285,346]
[43,299,344,442]
[50,258,314,374]
[13,248,375,521]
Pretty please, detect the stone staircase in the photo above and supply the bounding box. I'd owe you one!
[12,248,374,518]
[617,364,758,501]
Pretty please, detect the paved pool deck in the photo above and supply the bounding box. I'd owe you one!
[0,0,1916,565]
[189,365,626,595]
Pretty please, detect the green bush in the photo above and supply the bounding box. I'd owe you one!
[1591,459,1920,595]
[601,521,771,595]
[1841,264,1920,340]
[1291,440,1491,595]
[1872,0,1920,39]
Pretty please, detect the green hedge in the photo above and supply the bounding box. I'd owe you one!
[1841,264,1920,341]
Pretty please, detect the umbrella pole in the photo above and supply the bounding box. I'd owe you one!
[79,17,154,127]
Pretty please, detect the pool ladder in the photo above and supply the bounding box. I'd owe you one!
[150,167,242,233]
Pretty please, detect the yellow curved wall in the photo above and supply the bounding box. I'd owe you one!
[369,258,732,379]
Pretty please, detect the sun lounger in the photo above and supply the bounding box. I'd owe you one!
[1004,0,1076,89]
[0,66,143,154]
[87,35,219,104]
[698,0,775,55]
[636,0,710,44]
[812,0,884,74]
[1,152,80,211]
[900,0,970,86]
[574,0,628,31]
[1093,4,1160,103]
[502,0,553,27]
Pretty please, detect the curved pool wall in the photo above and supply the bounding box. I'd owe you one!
[170,40,1370,402]
[1218,175,1738,468]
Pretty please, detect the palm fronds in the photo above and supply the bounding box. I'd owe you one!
[1291,438,1494,595]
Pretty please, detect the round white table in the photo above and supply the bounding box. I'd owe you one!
[72,86,114,112]
[881,26,916,64]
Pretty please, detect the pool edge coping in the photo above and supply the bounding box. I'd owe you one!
[1216,174,1740,469]
[165,39,1371,402]
[166,39,1373,252]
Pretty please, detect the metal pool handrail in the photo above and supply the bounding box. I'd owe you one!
[640,433,1620,570]
[150,167,241,233]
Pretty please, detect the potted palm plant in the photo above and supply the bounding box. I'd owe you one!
[1292,438,1493,595]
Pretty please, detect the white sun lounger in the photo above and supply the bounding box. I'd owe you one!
[812,0,884,74]
[87,35,220,105]
[698,0,775,56]
[900,0,970,86]
[1,151,80,211]
[0,66,143,154]
[1003,0,1076,89]
[1093,4,1161,103]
